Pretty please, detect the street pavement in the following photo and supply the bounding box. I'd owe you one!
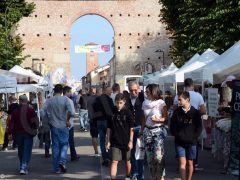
[0,117,238,180]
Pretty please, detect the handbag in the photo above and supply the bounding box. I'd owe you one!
[135,137,145,160]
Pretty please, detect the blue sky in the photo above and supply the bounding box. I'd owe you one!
[70,15,114,80]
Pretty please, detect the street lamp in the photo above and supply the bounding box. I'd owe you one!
[155,49,165,68]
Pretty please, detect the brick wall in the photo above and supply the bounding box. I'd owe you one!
[18,0,172,81]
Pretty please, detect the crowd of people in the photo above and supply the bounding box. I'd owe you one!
[0,78,209,180]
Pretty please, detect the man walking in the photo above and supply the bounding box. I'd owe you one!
[46,84,75,173]
[173,78,206,171]
[8,95,39,175]
[63,86,79,161]
[125,81,145,180]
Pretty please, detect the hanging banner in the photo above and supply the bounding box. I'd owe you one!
[75,45,110,53]
[227,80,240,176]
[207,88,219,117]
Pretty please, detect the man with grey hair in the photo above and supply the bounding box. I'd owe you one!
[125,81,145,180]
[8,95,39,175]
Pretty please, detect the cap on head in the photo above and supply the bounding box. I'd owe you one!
[221,75,236,87]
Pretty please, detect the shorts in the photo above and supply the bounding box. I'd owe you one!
[110,147,131,161]
[90,122,98,138]
[175,144,197,160]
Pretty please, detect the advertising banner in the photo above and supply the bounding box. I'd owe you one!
[75,45,110,53]
[207,88,219,117]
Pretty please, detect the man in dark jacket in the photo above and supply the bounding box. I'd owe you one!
[8,95,39,175]
[94,86,114,166]
[125,81,145,180]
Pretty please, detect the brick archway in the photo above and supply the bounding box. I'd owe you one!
[18,0,171,81]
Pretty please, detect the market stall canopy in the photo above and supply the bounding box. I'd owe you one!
[184,41,240,84]
[0,75,17,88]
[158,63,179,84]
[16,84,44,93]
[9,65,45,84]
[0,69,34,84]
[143,71,162,85]
[162,49,219,83]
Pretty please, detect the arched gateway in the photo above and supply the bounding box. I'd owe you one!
[18,0,171,83]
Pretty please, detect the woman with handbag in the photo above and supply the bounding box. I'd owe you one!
[141,84,168,180]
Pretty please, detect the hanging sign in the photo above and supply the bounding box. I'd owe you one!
[75,45,110,53]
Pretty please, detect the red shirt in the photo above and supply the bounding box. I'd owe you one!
[8,104,38,135]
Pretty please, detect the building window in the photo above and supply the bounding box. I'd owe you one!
[118,46,120,49]
[35,15,37,17]
[137,46,140,49]
[158,57,161,59]
[60,15,62,18]
[64,34,66,36]
[119,14,122,16]
[138,14,141,16]
[148,57,150,60]
[37,34,40,37]
[22,34,25,36]
[47,15,50,18]
[49,33,52,36]
[42,58,45,61]
[138,33,140,36]
[148,14,151,17]
[129,46,132,49]
[64,48,67,50]
[158,32,160,35]
[41,48,44,50]
[129,33,132,36]
[147,33,150,36]
[128,14,130,17]
[119,33,121,36]
[110,14,113,17]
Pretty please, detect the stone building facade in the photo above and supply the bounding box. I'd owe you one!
[18,0,171,82]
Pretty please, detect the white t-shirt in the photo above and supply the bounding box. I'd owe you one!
[174,91,204,110]
[142,99,166,127]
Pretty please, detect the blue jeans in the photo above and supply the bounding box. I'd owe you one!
[79,109,88,129]
[131,127,144,180]
[15,133,33,171]
[97,120,109,161]
[51,126,69,172]
[69,127,77,159]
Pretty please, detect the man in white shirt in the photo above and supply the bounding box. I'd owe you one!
[173,78,206,171]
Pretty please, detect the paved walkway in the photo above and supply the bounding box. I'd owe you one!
[0,118,238,180]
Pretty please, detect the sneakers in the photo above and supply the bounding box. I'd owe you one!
[59,164,67,173]
[1,147,8,151]
[80,128,88,132]
[94,153,101,157]
[194,164,204,171]
[19,169,28,175]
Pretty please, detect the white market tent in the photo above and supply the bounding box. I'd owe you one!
[0,69,33,84]
[162,49,219,84]
[158,63,179,84]
[10,65,46,84]
[184,41,240,84]
[0,75,17,88]
[143,71,162,85]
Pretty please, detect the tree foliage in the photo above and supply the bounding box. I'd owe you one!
[0,0,35,70]
[160,0,240,67]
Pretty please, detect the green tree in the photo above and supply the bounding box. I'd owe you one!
[0,0,35,70]
[160,0,240,67]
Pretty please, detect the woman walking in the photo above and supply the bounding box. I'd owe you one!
[141,84,168,180]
